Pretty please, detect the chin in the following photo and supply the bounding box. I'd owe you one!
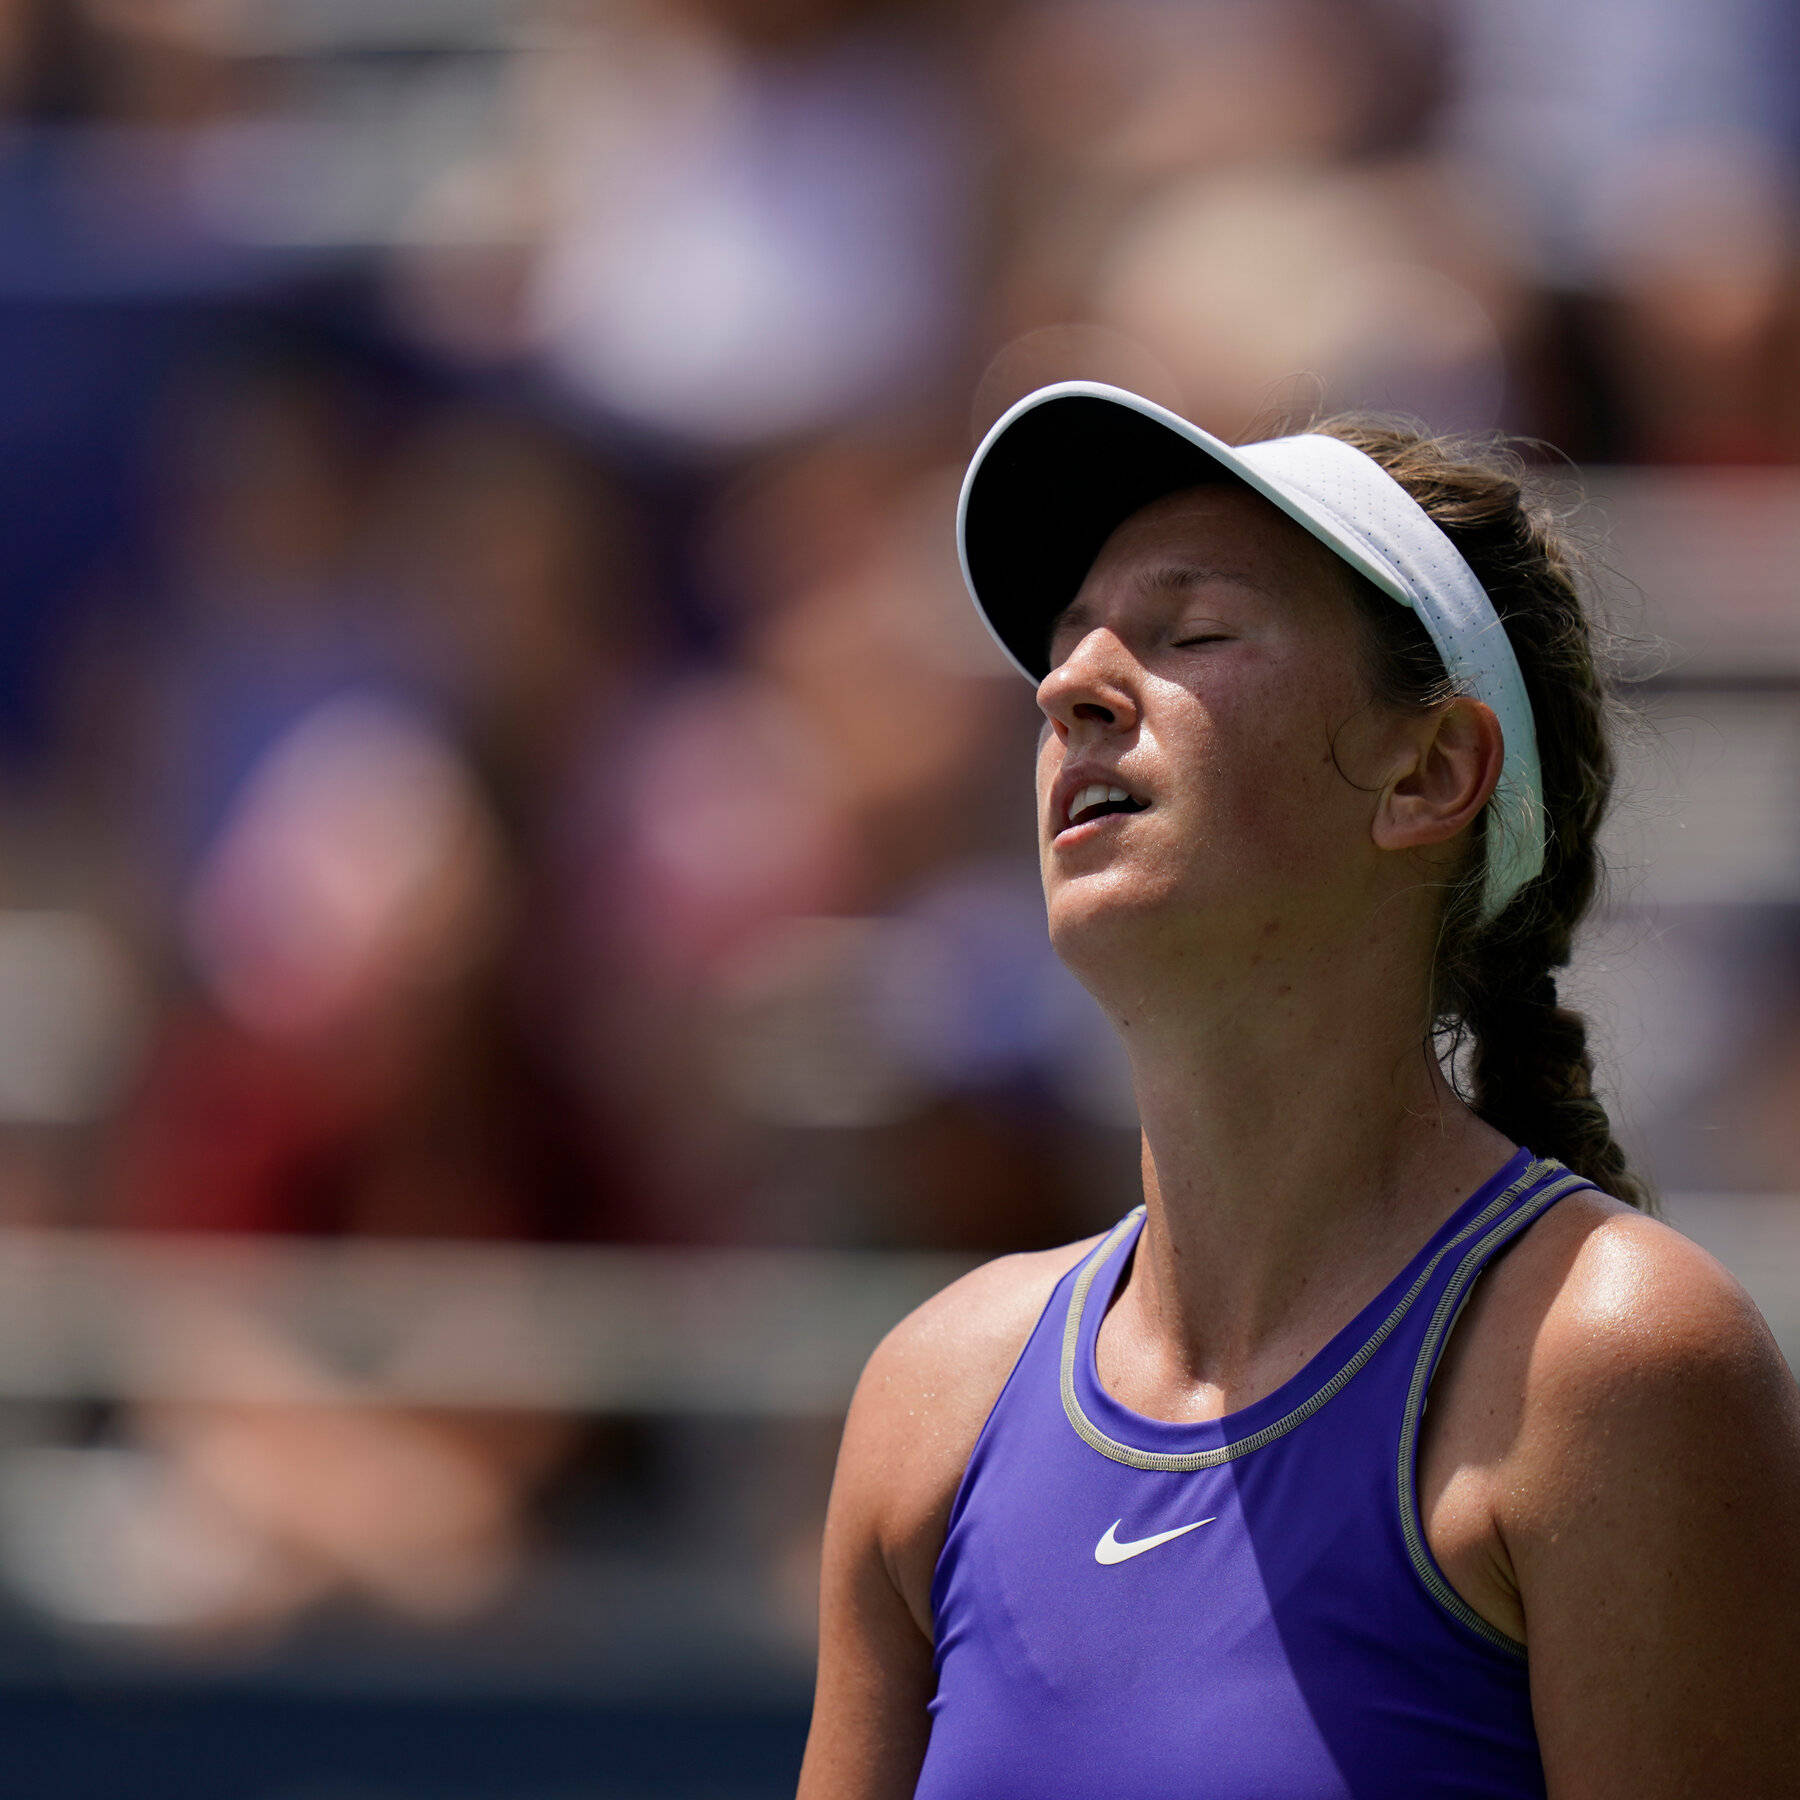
[1044,873,1186,984]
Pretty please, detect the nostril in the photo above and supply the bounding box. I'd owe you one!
[1073,701,1116,724]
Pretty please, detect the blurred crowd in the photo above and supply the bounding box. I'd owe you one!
[0,0,1797,1670]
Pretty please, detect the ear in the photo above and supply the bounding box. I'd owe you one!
[1371,697,1505,855]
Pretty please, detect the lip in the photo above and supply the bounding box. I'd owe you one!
[1049,762,1150,842]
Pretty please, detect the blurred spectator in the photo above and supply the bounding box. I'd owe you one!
[401,0,977,448]
[70,345,654,1644]
[977,0,1426,323]
[1438,0,1800,459]
[90,671,597,1637]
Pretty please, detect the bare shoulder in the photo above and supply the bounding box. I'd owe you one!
[1470,1188,1796,1413]
[1500,1189,1800,1544]
[860,1230,1109,1430]
[1434,1186,1800,1793]
[1442,1187,1800,1486]
[835,1229,1110,1636]
[799,1233,1112,1799]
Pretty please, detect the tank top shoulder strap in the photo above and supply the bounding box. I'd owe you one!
[1396,1152,1596,1653]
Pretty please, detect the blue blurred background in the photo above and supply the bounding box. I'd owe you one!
[0,0,1798,1793]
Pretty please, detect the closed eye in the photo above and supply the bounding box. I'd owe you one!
[1172,634,1232,649]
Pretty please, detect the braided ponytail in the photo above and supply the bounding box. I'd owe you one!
[1310,417,1651,1210]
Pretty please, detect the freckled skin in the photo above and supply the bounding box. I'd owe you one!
[1034,487,1414,999]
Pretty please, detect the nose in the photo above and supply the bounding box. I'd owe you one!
[1036,628,1141,740]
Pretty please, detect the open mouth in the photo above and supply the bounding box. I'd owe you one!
[1063,783,1149,832]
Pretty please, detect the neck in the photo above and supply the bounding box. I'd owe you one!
[1092,908,1517,1396]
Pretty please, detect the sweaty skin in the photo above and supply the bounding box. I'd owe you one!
[798,486,1800,1800]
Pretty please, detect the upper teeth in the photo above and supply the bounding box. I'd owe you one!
[1068,783,1135,826]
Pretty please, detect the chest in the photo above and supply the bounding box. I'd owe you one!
[919,1400,1542,1800]
[1080,1259,1529,1655]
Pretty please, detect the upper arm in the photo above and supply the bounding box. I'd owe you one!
[796,1239,1099,1800]
[1505,1218,1800,1799]
[796,1326,942,1800]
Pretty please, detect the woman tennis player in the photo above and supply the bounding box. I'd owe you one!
[796,384,1800,1798]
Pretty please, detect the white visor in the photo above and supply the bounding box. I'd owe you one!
[957,381,1545,921]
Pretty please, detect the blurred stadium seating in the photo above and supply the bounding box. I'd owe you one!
[0,0,1797,1793]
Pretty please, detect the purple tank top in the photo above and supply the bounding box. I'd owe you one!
[916,1149,1590,1800]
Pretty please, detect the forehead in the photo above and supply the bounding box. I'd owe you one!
[1051,486,1353,640]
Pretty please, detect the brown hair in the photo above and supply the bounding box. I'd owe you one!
[1310,415,1650,1210]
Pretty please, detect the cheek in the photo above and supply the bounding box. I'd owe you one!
[1168,674,1370,863]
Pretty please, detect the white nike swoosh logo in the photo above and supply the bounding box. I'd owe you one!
[1094,1516,1217,1565]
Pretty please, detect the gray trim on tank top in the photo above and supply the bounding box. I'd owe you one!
[1058,1158,1568,1475]
[1396,1168,1592,1659]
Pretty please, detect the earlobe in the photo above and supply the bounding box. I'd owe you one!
[1372,699,1506,854]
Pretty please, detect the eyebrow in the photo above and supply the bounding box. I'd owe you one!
[1049,564,1279,641]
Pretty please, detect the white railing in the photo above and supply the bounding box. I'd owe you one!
[0,1197,1791,1415]
[0,1230,974,1415]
